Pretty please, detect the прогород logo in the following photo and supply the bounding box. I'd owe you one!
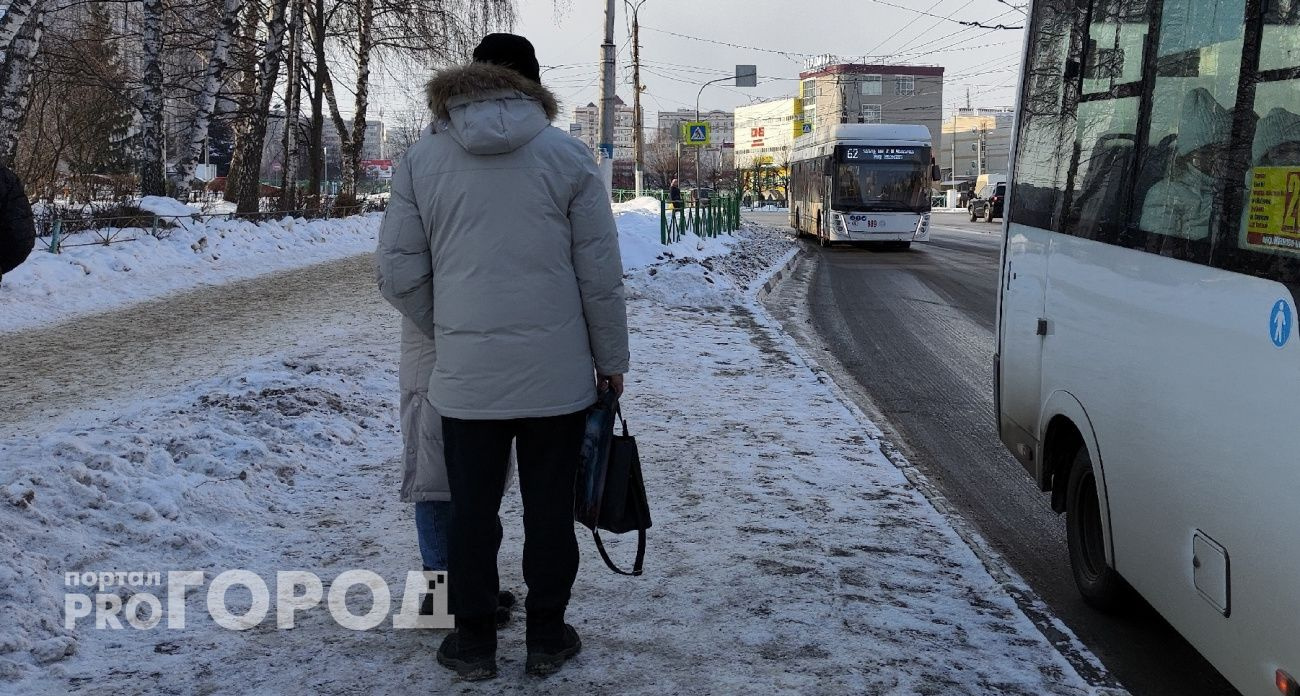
[63,570,453,631]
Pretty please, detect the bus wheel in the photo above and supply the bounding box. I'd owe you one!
[1065,448,1130,612]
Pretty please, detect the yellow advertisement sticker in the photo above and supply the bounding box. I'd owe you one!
[1246,167,1300,250]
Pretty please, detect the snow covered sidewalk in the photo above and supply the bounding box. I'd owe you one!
[0,200,1109,694]
[0,196,382,334]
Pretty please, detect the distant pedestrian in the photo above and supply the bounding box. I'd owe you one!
[669,178,683,211]
[0,164,35,286]
[376,32,628,681]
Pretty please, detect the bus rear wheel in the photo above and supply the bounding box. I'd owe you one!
[1065,448,1131,612]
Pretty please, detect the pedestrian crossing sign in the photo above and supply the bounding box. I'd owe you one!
[683,121,710,146]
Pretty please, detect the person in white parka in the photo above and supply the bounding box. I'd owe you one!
[377,33,629,681]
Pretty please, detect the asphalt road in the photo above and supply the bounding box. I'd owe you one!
[755,210,1238,696]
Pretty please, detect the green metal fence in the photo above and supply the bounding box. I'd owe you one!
[659,195,741,245]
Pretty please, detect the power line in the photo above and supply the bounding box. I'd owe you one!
[866,0,1024,29]
[640,25,813,61]
[863,0,948,58]
[882,0,977,61]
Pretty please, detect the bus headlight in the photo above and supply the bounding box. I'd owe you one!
[835,213,849,236]
[914,213,930,240]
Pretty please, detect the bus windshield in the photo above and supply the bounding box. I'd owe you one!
[833,163,930,212]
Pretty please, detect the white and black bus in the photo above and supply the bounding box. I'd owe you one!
[788,124,940,249]
[997,1,1300,694]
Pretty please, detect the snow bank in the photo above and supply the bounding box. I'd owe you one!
[613,196,736,272]
[137,196,203,218]
[3,195,775,335]
[0,213,381,333]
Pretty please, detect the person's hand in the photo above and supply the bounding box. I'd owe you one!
[598,374,625,398]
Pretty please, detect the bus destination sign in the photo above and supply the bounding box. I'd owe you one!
[841,146,924,163]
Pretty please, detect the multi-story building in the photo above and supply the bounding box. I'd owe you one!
[656,108,734,147]
[733,98,804,169]
[940,107,1014,182]
[361,121,387,161]
[798,60,945,154]
[570,96,638,160]
[733,98,805,202]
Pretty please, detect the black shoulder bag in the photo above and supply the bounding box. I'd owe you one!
[575,390,652,576]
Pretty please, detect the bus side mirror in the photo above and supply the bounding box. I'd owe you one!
[931,164,942,181]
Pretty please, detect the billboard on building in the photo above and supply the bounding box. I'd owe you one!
[361,159,394,180]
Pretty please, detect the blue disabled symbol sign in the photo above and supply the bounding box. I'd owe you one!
[1271,298,1292,347]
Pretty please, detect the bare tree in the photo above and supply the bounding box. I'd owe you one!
[0,1,45,165]
[316,0,514,206]
[137,0,166,195]
[0,0,40,59]
[232,0,290,214]
[278,0,305,211]
[224,0,268,204]
[172,0,242,200]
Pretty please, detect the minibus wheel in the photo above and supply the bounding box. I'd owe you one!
[1066,448,1130,612]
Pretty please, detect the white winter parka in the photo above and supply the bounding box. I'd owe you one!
[377,62,629,422]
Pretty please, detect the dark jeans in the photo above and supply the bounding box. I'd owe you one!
[442,410,586,649]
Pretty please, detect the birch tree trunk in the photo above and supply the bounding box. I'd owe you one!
[138,0,166,196]
[278,0,303,211]
[341,0,373,201]
[233,0,289,214]
[224,0,266,203]
[0,2,44,166]
[305,0,325,204]
[173,0,241,201]
[319,49,351,197]
[0,0,38,62]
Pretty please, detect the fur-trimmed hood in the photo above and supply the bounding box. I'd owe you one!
[426,62,559,122]
[423,63,559,156]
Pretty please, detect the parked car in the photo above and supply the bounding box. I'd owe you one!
[969,182,1006,222]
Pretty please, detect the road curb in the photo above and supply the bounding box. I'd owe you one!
[751,246,803,303]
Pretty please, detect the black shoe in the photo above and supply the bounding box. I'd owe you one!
[495,590,516,628]
[525,624,582,676]
[436,630,497,681]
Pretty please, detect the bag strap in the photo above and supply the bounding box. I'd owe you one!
[591,527,645,576]
[614,403,629,437]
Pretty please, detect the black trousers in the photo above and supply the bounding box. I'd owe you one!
[442,410,586,647]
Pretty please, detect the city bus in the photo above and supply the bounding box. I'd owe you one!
[995,2,1300,695]
[788,123,941,249]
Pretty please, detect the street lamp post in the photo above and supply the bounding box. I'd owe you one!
[694,75,731,192]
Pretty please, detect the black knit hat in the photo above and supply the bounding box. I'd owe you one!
[472,33,541,84]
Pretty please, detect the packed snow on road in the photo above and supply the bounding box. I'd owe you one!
[1,199,1112,694]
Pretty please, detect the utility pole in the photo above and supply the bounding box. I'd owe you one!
[597,0,617,192]
[949,109,956,184]
[628,0,647,197]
